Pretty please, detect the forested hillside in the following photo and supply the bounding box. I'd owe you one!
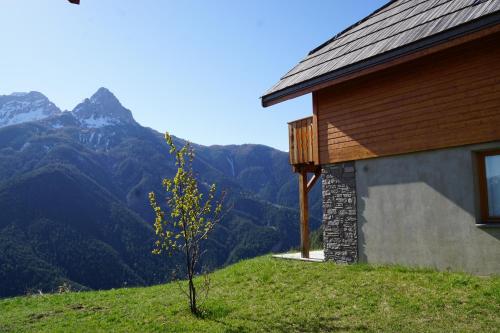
[0,88,322,297]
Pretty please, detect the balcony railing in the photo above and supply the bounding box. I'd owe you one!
[288,116,316,166]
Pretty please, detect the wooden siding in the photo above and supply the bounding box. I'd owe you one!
[316,32,500,164]
[288,116,315,165]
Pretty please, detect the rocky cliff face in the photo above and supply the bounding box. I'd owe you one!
[72,87,136,128]
[0,91,61,128]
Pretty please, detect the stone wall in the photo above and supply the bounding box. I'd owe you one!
[322,162,358,263]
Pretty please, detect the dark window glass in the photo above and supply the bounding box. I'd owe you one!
[485,154,500,218]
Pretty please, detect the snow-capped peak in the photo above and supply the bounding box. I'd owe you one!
[0,88,137,130]
[89,87,119,104]
[0,91,61,128]
[73,87,136,128]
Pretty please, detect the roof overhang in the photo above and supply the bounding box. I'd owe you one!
[261,12,500,108]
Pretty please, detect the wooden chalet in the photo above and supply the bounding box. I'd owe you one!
[263,0,500,274]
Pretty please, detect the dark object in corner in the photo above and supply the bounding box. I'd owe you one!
[68,0,80,4]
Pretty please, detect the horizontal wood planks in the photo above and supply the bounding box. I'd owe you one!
[316,32,500,164]
[289,116,315,165]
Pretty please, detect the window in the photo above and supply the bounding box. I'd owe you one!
[477,150,500,223]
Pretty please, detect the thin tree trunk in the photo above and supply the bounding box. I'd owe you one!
[180,207,197,315]
[186,249,197,314]
[189,277,196,314]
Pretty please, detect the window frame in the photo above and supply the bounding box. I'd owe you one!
[477,149,500,223]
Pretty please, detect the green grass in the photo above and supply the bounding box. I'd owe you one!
[1,256,499,332]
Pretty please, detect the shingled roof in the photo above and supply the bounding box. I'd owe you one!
[262,0,500,107]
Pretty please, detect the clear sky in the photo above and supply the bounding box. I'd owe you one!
[0,0,387,151]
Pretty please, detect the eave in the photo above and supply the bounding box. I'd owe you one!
[261,12,500,108]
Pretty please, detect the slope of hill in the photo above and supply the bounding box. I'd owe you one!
[1,256,499,333]
[0,88,322,297]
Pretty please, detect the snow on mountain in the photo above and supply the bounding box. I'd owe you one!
[78,115,121,128]
[0,88,138,130]
[0,91,61,128]
[73,88,136,128]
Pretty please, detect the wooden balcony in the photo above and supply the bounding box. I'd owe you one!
[288,116,318,166]
[287,115,321,259]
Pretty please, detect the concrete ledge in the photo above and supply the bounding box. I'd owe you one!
[272,250,324,262]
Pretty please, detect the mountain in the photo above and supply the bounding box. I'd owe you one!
[73,88,135,128]
[0,91,61,128]
[0,88,322,297]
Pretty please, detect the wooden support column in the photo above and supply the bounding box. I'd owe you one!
[297,165,321,259]
[298,167,309,258]
[288,113,321,259]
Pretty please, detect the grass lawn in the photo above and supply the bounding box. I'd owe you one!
[1,256,499,332]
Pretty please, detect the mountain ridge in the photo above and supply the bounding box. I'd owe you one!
[0,87,322,297]
[0,91,61,128]
[0,88,136,131]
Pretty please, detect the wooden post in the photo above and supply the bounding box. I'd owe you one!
[298,167,309,258]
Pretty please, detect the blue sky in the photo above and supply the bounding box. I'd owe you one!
[0,0,387,151]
